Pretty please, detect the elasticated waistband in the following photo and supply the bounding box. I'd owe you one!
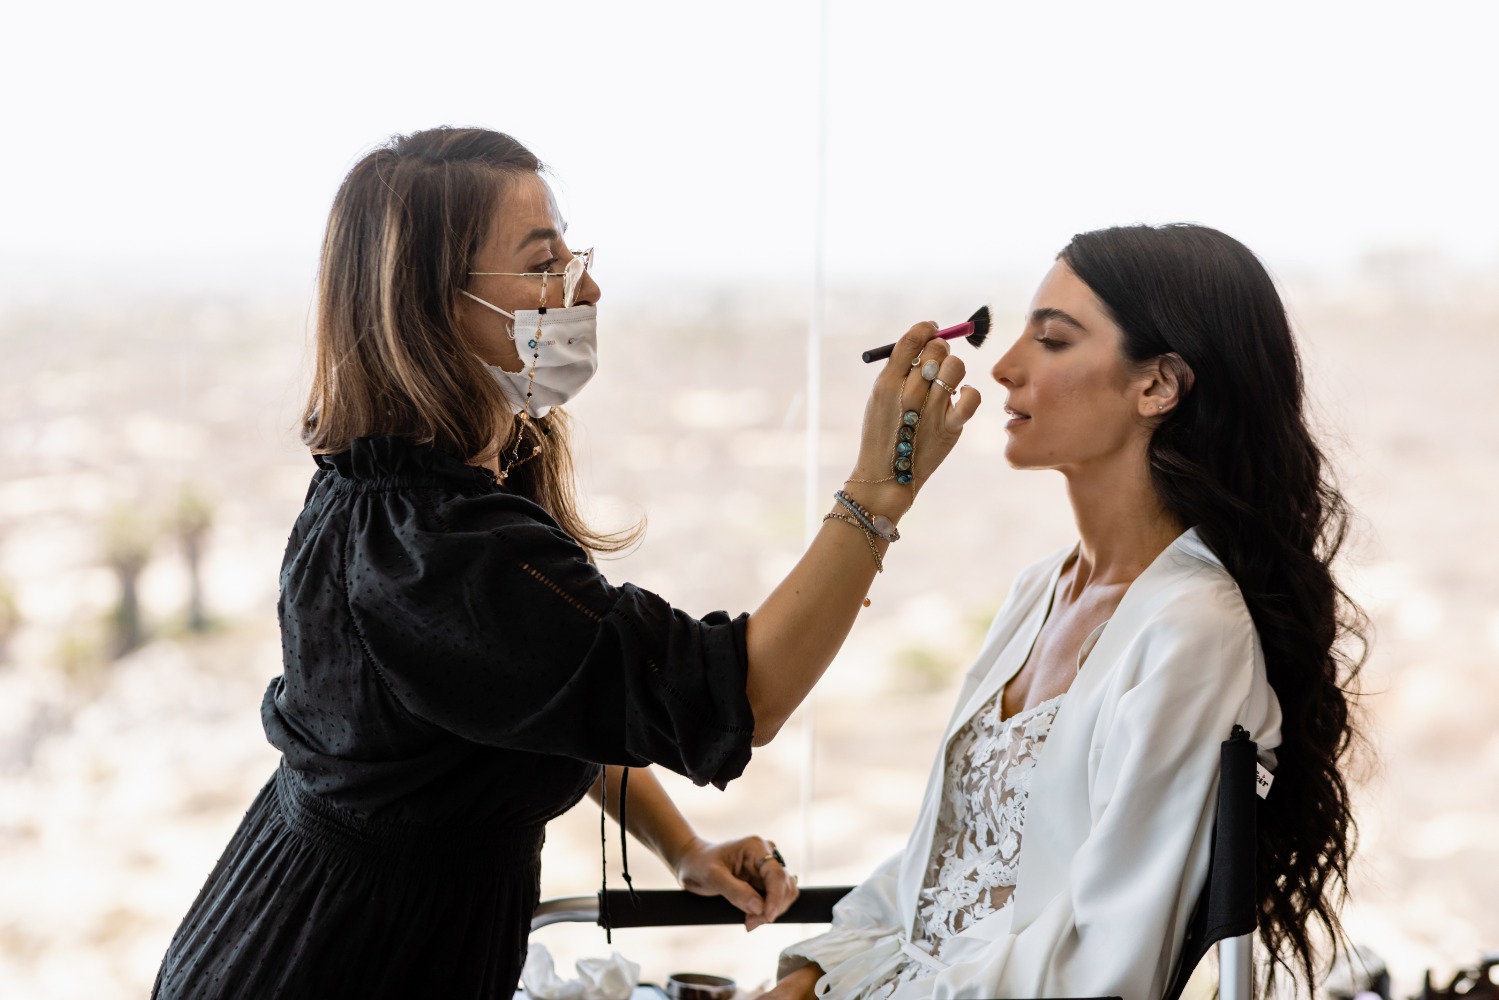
[272,764,544,874]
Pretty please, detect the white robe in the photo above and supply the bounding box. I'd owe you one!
[781,528,1282,1000]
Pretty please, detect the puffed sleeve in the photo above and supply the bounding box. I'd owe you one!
[892,586,1281,1000]
[343,489,755,789]
[777,852,906,980]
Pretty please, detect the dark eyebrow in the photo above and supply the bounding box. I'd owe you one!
[515,226,563,251]
[1030,306,1088,331]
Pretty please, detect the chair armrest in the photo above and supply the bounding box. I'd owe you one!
[599,886,856,928]
[531,886,858,932]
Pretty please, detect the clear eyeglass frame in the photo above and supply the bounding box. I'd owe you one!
[468,247,594,308]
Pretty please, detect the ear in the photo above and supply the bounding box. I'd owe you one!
[1137,352,1194,418]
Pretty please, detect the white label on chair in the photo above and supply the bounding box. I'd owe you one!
[1255,763,1275,799]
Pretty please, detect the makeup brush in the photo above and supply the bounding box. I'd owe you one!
[861,305,991,363]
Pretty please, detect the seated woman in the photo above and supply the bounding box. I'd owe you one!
[764,224,1363,1000]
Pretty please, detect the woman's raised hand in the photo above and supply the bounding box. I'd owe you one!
[849,322,982,508]
[673,835,799,931]
[739,322,982,746]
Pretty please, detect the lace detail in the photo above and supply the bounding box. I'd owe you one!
[866,690,1063,998]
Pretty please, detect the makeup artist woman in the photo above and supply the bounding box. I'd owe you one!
[151,127,981,999]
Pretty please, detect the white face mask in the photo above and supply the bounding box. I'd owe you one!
[460,290,598,417]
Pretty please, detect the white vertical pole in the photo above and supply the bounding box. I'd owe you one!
[799,0,831,880]
[1219,934,1254,1000]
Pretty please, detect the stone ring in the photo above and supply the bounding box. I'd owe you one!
[920,359,940,381]
[933,377,957,395]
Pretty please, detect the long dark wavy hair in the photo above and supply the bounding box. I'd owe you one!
[303,126,634,554]
[1060,224,1366,994]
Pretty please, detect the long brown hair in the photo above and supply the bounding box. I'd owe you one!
[303,126,632,553]
[1061,224,1367,995]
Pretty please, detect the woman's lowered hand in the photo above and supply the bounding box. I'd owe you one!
[673,835,798,931]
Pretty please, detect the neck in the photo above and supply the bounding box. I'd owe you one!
[1061,446,1186,591]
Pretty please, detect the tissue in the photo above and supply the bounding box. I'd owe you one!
[522,943,641,1000]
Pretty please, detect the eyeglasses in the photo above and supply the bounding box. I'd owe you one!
[469,247,594,308]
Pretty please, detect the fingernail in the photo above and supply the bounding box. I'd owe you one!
[747,899,763,915]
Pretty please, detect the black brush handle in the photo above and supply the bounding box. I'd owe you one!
[861,323,974,364]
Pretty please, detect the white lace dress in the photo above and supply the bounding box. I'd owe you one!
[866,690,1064,998]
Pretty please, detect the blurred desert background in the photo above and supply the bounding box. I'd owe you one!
[3,1,1498,997]
[1,253,1496,998]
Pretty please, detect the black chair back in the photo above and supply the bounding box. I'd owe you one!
[1162,725,1260,1000]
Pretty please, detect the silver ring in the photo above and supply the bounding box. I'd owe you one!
[757,846,786,869]
[933,377,957,396]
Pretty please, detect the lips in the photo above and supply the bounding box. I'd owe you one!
[1004,405,1031,420]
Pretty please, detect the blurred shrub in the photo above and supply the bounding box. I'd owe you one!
[892,644,958,693]
[0,579,19,664]
[890,605,997,694]
[56,622,106,691]
[0,578,19,665]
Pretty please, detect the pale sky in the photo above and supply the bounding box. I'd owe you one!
[3,0,1497,304]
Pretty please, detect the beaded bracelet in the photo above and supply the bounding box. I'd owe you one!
[834,489,900,542]
[822,512,884,573]
[847,364,930,498]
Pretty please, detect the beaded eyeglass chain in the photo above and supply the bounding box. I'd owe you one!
[496,273,550,484]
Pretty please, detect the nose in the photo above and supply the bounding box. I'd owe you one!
[568,250,601,307]
[577,268,601,305]
[990,335,1024,388]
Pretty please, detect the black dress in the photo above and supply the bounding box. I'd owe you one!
[153,437,755,999]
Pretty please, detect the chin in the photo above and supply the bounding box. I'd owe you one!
[1002,446,1035,471]
[1003,445,1061,473]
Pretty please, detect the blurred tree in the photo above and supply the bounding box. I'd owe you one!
[56,623,105,691]
[103,507,154,658]
[0,578,19,664]
[175,485,214,632]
